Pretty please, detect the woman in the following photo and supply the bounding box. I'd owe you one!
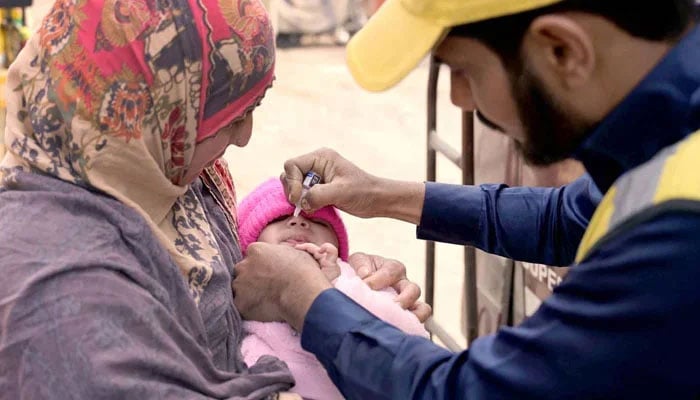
[0,0,423,398]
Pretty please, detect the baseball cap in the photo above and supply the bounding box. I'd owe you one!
[346,0,563,92]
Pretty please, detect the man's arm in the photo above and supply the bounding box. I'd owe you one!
[301,211,700,399]
[281,149,600,267]
[418,174,601,266]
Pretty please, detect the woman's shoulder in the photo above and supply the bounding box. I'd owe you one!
[0,172,192,313]
[1,172,149,243]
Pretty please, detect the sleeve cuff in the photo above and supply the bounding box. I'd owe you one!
[417,182,483,245]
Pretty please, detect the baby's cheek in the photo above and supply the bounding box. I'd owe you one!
[324,233,340,248]
[257,223,283,244]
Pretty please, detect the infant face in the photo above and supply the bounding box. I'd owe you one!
[258,214,339,248]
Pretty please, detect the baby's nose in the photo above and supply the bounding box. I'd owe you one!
[287,215,309,228]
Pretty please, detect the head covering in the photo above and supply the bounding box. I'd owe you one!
[346,0,563,92]
[0,0,275,303]
[238,178,349,261]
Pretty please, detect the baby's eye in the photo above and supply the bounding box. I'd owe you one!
[270,215,290,224]
[311,219,331,229]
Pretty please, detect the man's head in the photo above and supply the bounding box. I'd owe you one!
[348,0,697,165]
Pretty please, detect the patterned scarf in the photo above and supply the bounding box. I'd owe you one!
[0,0,275,303]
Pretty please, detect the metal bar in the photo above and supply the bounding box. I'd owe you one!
[425,57,476,350]
[461,111,478,345]
[429,131,462,168]
[425,57,439,311]
[425,318,463,352]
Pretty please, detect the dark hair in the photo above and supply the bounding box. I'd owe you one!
[450,0,698,66]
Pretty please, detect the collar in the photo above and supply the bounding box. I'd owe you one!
[574,25,700,192]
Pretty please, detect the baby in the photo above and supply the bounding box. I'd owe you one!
[238,178,428,400]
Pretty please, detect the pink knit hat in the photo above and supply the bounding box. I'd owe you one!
[238,178,349,261]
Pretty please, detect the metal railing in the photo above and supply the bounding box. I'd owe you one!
[424,57,478,348]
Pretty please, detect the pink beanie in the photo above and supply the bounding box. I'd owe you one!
[238,178,349,261]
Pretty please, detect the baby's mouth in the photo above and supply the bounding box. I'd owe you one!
[282,235,310,246]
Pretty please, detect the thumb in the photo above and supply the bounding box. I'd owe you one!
[300,183,337,213]
[347,252,374,279]
[280,171,303,205]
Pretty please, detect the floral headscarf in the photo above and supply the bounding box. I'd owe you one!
[0,0,275,303]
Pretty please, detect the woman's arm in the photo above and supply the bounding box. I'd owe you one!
[1,267,293,399]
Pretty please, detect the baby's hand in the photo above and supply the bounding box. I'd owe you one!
[294,243,340,282]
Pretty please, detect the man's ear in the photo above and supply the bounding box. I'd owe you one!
[522,14,596,90]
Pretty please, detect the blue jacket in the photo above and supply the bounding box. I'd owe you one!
[300,26,700,399]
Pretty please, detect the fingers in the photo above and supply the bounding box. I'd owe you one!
[348,252,377,279]
[280,170,303,207]
[362,257,407,290]
[388,275,433,322]
[232,259,259,320]
[410,302,433,323]
[234,242,337,327]
[232,245,273,320]
[294,242,322,257]
[319,243,338,260]
[282,159,309,204]
[393,278,421,310]
[296,243,338,272]
[320,263,341,282]
[347,251,430,322]
[318,243,339,271]
[297,183,337,213]
[282,148,338,204]
[390,274,433,322]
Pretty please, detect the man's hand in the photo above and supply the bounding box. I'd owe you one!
[348,252,432,322]
[281,148,379,218]
[233,243,333,331]
[281,148,426,224]
[295,243,341,282]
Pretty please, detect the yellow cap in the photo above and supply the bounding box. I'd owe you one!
[347,0,562,92]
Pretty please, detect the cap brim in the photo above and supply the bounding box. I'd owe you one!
[346,0,446,92]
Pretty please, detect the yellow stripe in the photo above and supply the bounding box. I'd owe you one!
[575,187,616,263]
[576,129,700,263]
[653,130,700,204]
